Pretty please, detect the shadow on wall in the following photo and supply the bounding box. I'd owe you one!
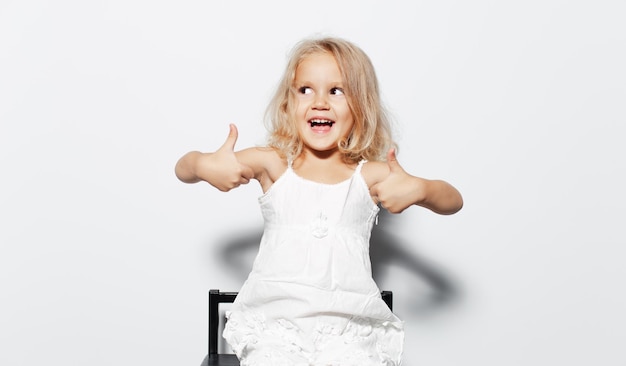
[370,210,461,315]
[213,209,461,315]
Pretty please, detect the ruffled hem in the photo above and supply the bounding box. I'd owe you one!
[223,309,403,366]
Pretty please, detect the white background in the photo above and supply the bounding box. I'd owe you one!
[1,1,625,365]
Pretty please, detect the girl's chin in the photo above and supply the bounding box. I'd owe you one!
[299,130,347,152]
[302,141,341,154]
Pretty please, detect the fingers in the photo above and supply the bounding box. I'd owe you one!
[386,148,403,173]
[370,149,410,213]
[221,123,239,152]
[369,182,380,201]
[369,183,394,212]
[225,124,254,183]
[387,148,397,163]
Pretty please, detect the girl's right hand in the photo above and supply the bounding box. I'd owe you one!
[197,124,255,191]
[175,124,255,191]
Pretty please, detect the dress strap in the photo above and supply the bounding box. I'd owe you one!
[355,160,367,174]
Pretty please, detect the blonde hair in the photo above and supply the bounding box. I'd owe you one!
[265,37,396,163]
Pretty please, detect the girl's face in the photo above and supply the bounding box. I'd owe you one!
[293,52,354,156]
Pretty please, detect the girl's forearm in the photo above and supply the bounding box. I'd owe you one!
[419,179,463,215]
[175,151,204,184]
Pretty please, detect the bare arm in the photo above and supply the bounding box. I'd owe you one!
[369,149,463,215]
[175,124,255,191]
[412,178,463,215]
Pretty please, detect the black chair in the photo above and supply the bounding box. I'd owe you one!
[202,289,393,366]
[203,290,239,366]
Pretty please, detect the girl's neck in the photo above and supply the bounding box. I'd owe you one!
[297,146,343,163]
[292,149,356,184]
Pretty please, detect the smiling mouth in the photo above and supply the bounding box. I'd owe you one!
[308,118,335,127]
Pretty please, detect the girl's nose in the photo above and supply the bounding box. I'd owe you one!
[312,94,329,110]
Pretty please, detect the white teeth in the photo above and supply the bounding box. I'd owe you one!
[309,119,334,124]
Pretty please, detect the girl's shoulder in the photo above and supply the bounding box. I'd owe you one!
[237,145,282,162]
[237,146,287,191]
[360,160,390,188]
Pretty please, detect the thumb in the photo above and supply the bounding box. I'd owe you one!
[386,148,403,173]
[221,123,238,151]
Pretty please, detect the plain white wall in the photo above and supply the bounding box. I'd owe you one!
[1,1,624,365]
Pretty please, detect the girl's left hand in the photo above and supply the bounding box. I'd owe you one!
[369,149,426,213]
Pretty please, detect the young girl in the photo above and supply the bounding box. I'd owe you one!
[176,37,463,366]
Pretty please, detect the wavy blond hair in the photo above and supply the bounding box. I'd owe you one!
[265,37,396,163]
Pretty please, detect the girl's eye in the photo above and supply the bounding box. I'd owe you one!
[330,87,344,96]
[298,86,313,95]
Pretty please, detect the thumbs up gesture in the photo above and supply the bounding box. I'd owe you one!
[177,124,255,191]
[369,148,426,213]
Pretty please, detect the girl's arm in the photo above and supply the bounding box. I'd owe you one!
[369,149,463,215]
[175,124,256,191]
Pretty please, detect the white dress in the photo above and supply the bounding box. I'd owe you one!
[223,160,404,366]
